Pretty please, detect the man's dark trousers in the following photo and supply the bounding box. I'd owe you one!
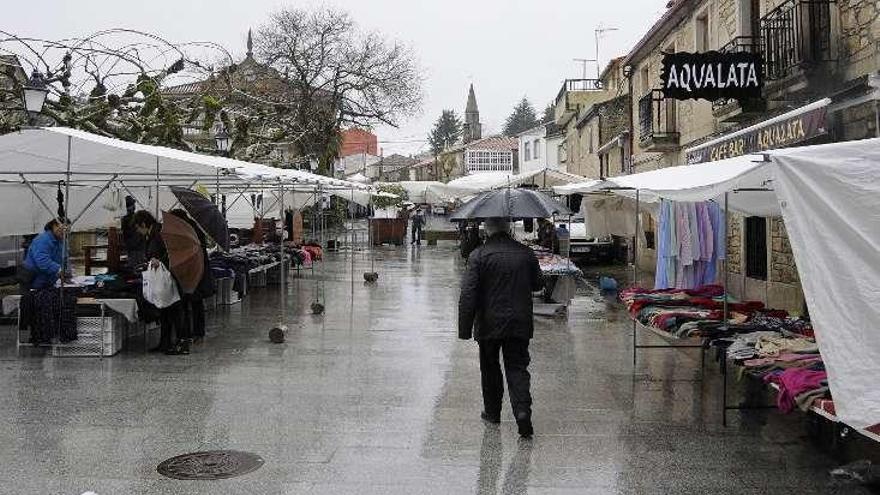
[478,338,532,420]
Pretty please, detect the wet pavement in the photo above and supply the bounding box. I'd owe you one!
[0,244,875,494]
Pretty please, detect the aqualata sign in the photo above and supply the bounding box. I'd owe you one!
[660,51,764,101]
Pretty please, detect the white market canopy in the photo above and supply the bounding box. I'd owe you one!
[0,127,373,191]
[446,168,584,196]
[0,127,376,234]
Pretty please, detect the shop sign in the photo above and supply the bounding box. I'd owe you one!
[686,105,828,164]
[660,51,763,101]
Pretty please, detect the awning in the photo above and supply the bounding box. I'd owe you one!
[609,154,778,216]
[685,98,831,164]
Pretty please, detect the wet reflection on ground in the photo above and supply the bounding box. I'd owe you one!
[0,244,870,494]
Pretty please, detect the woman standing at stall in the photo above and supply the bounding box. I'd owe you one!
[133,210,189,355]
[20,218,75,343]
[170,209,214,344]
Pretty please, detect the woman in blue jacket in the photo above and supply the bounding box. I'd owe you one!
[20,218,73,344]
[23,218,68,289]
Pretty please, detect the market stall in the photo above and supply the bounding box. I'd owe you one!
[0,127,375,355]
[555,137,880,438]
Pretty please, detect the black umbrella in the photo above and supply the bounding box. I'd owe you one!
[170,186,230,250]
[449,188,572,222]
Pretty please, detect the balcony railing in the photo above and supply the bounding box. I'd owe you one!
[555,78,605,111]
[638,90,679,150]
[719,35,762,55]
[713,36,766,112]
[760,0,836,80]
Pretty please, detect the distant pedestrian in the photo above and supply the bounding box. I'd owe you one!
[460,221,481,260]
[458,217,543,438]
[411,208,426,245]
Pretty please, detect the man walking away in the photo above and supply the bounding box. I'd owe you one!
[458,217,544,437]
[411,208,426,245]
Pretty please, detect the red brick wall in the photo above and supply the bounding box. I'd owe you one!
[340,129,378,157]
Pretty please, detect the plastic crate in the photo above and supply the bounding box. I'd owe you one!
[52,316,124,357]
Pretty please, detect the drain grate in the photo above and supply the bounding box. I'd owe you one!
[157,450,264,480]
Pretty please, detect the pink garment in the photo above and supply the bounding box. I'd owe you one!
[697,202,713,261]
[299,248,312,266]
[765,369,827,414]
[677,203,693,266]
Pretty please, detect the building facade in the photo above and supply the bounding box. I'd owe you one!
[621,0,880,312]
[517,123,564,174]
[555,58,632,179]
[339,128,379,158]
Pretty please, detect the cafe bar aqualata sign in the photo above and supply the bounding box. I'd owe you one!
[660,51,763,101]
[686,102,829,164]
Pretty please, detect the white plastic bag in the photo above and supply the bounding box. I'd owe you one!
[142,263,180,309]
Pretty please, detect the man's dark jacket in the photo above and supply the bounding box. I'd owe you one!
[458,234,544,340]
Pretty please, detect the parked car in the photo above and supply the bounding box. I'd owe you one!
[559,218,614,264]
[431,204,448,215]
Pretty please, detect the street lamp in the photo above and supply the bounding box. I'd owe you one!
[214,127,231,156]
[22,69,49,125]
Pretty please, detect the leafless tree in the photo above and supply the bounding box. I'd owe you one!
[254,7,423,166]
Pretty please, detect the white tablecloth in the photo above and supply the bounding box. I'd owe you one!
[2,295,138,323]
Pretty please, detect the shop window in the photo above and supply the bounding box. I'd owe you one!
[745,216,767,280]
[695,11,710,52]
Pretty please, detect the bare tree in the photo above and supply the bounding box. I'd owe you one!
[0,29,231,149]
[254,7,423,169]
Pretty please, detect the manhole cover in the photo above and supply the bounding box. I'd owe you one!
[157,450,264,480]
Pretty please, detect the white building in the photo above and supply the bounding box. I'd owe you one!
[463,136,518,174]
[517,123,564,175]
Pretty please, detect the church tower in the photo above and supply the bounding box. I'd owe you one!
[463,84,482,143]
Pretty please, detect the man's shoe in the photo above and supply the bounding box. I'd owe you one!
[481,411,501,424]
[516,413,533,438]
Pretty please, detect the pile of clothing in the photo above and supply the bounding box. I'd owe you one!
[620,285,773,338]
[532,247,583,277]
[718,327,827,414]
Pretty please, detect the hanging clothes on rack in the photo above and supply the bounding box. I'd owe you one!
[656,199,726,290]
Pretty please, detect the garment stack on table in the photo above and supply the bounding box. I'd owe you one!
[620,285,774,338]
[531,247,583,277]
[208,242,323,294]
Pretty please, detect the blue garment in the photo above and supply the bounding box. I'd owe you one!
[654,200,670,289]
[23,231,66,289]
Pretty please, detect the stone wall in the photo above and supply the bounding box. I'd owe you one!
[839,0,880,73]
[727,213,743,275]
[769,218,799,285]
[841,100,879,141]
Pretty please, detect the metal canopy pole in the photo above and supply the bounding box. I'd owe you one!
[279,180,286,326]
[59,135,72,350]
[155,156,160,216]
[69,175,119,227]
[632,188,640,368]
[19,174,60,220]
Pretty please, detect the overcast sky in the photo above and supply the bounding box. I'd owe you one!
[5,0,669,156]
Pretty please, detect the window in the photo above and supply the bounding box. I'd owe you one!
[524,142,531,161]
[466,149,513,173]
[533,140,540,159]
[745,216,768,280]
[695,11,710,52]
[640,66,650,95]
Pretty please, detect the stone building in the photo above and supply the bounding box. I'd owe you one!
[620,0,880,312]
[555,58,631,179]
